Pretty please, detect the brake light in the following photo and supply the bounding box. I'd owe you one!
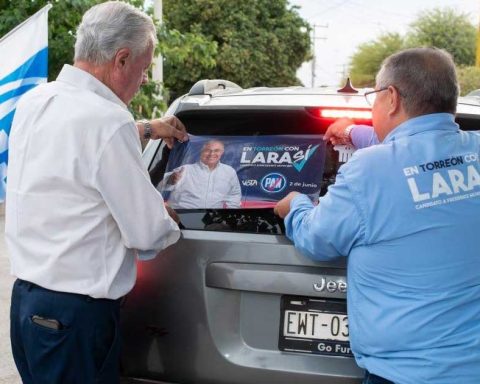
[320,109,372,120]
[307,108,372,121]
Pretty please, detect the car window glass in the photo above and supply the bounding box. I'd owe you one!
[147,109,360,234]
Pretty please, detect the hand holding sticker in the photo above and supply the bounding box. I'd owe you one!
[150,116,189,148]
[167,167,184,185]
[274,191,300,218]
[323,117,354,146]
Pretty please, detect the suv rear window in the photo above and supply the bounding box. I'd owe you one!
[147,109,360,234]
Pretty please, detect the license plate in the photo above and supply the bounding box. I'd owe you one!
[279,296,353,357]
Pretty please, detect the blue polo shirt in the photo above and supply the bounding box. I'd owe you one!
[285,113,480,384]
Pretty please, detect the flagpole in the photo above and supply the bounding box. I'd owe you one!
[152,0,163,84]
[0,4,52,45]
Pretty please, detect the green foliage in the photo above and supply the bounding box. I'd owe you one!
[130,79,167,119]
[163,0,311,95]
[349,7,476,87]
[0,0,174,118]
[157,25,218,100]
[1,0,311,114]
[0,0,117,80]
[3,1,475,109]
[349,33,405,87]
[406,8,476,66]
[457,66,480,96]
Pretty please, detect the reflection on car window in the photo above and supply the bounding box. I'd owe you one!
[177,209,284,235]
[156,135,328,209]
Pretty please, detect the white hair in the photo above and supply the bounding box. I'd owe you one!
[202,140,225,151]
[74,1,157,65]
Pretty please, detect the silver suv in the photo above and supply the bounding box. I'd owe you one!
[120,80,480,384]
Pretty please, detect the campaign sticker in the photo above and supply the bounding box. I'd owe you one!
[161,134,326,208]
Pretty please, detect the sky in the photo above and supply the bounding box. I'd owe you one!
[288,0,480,87]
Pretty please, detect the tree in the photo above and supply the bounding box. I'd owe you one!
[407,8,476,66]
[457,66,480,96]
[157,24,218,101]
[163,0,311,95]
[0,0,216,118]
[0,0,158,118]
[348,7,476,88]
[349,33,405,87]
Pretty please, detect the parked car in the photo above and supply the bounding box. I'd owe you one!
[120,80,480,384]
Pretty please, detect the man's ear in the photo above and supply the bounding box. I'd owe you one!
[387,85,402,117]
[113,48,131,71]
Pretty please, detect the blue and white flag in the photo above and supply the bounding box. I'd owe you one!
[0,5,51,200]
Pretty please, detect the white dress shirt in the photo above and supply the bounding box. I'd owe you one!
[5,65,180,299]
[160,161,241,209]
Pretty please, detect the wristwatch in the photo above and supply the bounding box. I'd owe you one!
[344,124,355,145]
[140,119,152,140]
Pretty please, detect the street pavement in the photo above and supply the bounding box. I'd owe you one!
[0,214,21,384]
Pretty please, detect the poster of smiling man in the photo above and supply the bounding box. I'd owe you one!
[158,135,327,209]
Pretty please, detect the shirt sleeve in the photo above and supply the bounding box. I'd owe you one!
[224,170,242,208]
[351,125,379,149]
[284,171,366,261]
[94,122,181,253]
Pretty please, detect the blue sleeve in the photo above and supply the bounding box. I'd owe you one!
[351,125,379,149]
[284,172,366,261]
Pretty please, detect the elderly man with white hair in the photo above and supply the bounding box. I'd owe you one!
[6,2,187,383]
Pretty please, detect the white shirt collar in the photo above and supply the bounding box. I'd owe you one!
[198,160,220,171]
[56,64,127,110]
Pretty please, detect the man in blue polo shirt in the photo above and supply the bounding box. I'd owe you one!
[275,47,480,384]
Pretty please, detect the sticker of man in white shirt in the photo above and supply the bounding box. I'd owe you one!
[160,139,242,209]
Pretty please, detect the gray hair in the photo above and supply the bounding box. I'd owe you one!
[201,140,225,151]
[74,1,157,65]
[376,47,459,116]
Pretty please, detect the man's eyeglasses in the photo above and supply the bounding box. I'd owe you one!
[202,149,223,154]
[364,87,389,106]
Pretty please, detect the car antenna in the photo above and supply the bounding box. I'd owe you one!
[337,78,358,94]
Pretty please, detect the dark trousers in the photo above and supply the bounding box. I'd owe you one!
[10,279,121,384]
[363,371,395,384]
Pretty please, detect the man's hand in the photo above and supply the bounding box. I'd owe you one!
[323,117,355,146]
[274,192,300,219]
[164,203,180,224]
[147,116,189,147]
[167,167,184,185]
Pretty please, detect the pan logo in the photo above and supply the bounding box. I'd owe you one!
[261,173,287,193]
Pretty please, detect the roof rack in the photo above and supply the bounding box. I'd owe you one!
[188,79,242,96]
